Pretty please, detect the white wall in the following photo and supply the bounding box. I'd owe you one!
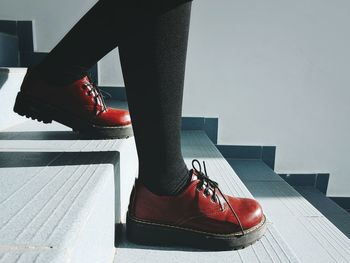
[184,0,350,197]
[1,0,349,197]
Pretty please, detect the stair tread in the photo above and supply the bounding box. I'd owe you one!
[1,99,343,262]
[0,119,138,219]
[228,158,350,263]
[0,151,116,263]
[0,119,138,263]
[294,186,350,238]
[114,131,299,263]
[1,120,128,151]
[0,123,309,262]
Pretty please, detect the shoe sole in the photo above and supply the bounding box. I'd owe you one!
[13,91,134,139]
[126,213,267,250]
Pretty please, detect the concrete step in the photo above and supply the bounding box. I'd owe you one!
[0,34,19,67]
[114,131,299,263]
[0,120,138,225]
[293,186,350,238]
[0,68,27,130]
[228,159,350,263]
[0,151,116,263]
[0,120,137,262]
[0,120,298,262]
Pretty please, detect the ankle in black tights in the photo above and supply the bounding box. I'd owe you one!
[35,0,193,196]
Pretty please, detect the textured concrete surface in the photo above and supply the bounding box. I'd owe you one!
[228,158,350,263]
[0,102,137,262]
[294,186,350,238]
[0,120,138,224]
[114,131,299,263]
[0,151,116,263]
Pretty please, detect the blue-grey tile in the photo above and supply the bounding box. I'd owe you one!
[17,21,34,52]
[330,197,350,210]
[99,86,127,101]
[216,145,262,159]
[181,117,205,130]
[295,187,349,215]
[262,146,276,170]
[295,186,350,237]
[204,117,218,144]
[0,33,19,67]
[227,158,283,182]
[315,173,329,195]
[0,151,60,167]
[0,20,17,35]
[325,215,350,238]
[279,173,317,187]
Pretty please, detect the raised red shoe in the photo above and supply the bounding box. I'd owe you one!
[13,67,133,139]
[126,159,267,250]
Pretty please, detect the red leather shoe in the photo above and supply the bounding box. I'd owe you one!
[13,67,133,139]
[126,159,267,250]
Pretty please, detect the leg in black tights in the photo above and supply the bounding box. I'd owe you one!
[119,3,192,196]
[36,0,193,196]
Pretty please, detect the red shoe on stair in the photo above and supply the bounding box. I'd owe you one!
[13,67,133,139]
[126,159,267,250]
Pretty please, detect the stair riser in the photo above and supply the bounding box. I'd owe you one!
[0,34,19,67]
[67,164,115,263]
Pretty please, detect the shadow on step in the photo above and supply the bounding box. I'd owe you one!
[0,131,91,140]
[228,159,350,239]
[115,224,204,252]
[0,151,119,168]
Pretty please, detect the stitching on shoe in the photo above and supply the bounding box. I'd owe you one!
[128,214,266,237]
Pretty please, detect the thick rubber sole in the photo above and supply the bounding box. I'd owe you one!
[13,91,133,139]
[126,213,267,251]
[13,92,133,139]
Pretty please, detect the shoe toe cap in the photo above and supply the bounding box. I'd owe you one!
[238,198,264,230]
[226,196,264,230]
[100,108,132,126]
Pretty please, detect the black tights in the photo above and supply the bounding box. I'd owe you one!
[35,0,193,196]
